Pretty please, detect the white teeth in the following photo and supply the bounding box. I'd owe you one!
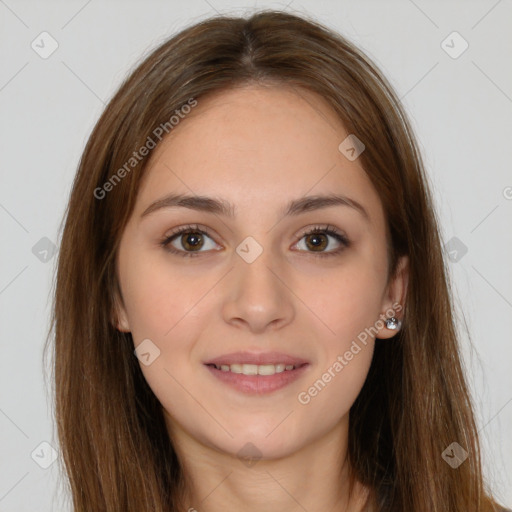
[212,363,299,375]
[258,364,276,375]
[242,364,258,375]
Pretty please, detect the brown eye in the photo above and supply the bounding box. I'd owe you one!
[304,232,329,252]
[160,224,350,259]
[179,232,205,251]
[160,224,218,258]
[294,225,350,257]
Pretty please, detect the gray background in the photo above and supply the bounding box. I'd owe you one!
[0,0,511,510]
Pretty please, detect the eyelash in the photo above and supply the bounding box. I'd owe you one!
[159,223,350,259]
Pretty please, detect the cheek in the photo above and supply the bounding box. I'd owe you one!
[120,257,210,423]
[295,272,381,407]
[295,254,384,393]
[301,254,387,344]
[296,343,374,429]
[118,247,205,340]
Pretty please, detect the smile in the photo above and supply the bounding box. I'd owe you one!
[205,362,310,394]
[208,363,300,375]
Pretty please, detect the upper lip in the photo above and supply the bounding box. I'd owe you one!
[204,351,309,366]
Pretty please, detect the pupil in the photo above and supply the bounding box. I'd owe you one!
[184,233,202,249]
[308,234,326,251]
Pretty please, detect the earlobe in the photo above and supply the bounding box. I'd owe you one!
[377,255,409,339]
[111,285,131,333]
[114,309,131,333]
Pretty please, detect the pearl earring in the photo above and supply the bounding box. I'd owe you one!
[385,317,401,330]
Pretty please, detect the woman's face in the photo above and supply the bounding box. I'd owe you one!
[114,84,407,461]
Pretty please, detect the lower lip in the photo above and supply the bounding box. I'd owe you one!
[205,364,310,395]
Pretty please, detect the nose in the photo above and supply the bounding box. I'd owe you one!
[221,243,295,334]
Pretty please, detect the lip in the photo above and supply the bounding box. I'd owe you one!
[205,362,310,395]
[204,351,310,366]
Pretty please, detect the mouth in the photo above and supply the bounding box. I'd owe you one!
[204,350,309,367]
[205,362,308,375]
[203,352,310,394]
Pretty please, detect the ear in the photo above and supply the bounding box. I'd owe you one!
[375,255,409,339]
[111,281,131,333]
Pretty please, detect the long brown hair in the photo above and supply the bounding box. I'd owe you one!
[44,9,505,512]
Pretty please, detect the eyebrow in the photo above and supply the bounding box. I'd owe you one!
[140,193,370,222]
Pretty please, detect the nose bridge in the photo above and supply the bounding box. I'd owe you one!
[222,235,294,331]
[234,235,283,298]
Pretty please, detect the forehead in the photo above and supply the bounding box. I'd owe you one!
[149,84,349,170]
[133,84,384,226]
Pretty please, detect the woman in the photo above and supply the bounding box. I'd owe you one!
[46,9,510,512]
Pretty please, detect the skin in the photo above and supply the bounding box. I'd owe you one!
[114,84,409,512]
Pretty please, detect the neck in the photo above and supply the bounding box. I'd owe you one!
[167,413,370,512]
